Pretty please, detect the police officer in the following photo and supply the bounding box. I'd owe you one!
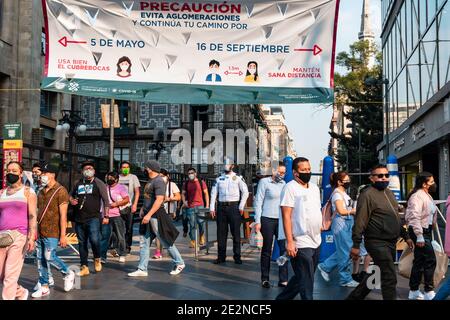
[210,160,249,264]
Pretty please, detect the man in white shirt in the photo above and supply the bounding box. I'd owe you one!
[276,157,322,300]
[210,161,249,264]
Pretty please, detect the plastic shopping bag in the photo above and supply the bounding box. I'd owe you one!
[249,222,263,249]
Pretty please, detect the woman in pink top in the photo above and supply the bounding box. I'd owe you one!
[405,172,438,300]
[0,161,37,300]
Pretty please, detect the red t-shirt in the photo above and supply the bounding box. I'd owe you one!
[185,180,207,208]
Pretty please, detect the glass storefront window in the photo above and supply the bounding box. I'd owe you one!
[420,20,438,103]
[397,67,408,125]
[407,47,420,117]
[419,0,427,35]
[411,0,419,49]
[428,0,437,25]
[438,1,450,88]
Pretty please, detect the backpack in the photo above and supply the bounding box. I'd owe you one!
[321,190,343,231]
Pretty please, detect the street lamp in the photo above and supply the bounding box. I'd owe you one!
[147,142,167,161]
[56,109,87,188]
[365,77,390,161]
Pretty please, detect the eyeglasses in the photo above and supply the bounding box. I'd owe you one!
[372,173,390,178]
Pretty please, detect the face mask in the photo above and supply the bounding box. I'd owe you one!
[122,168,130,175]
[40,175,49,187]
[188,174,195,181]
[224,165,232,172]
[107,179,116,186]
[342,182,351,189]
[428,183,437,193]
[6,173,20,185]
[373,181,389,191]
[83,169,95,179]
[295,172,311,184]
[274,173,284,183]
[248,68,256,75]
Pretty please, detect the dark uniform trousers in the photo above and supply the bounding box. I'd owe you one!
[346,240,398,300]
[216,203,241,260]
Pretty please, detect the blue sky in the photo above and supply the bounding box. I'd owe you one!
[270,0,382,176]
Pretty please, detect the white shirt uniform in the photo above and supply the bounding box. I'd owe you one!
[278,181,322,249]
[210,171,249,212]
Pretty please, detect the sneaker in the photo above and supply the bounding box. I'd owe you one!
[424,291,436,300]
[152,250,162,259]
[189,240,196,248]
[341,280,359,288]
[94,258,102,272]
[199,234,206,245]
[101,258,107,264]
[261,280,270,288]
[183,232,187,238]
[64,270,75,292]
[31,286,50,298]
[278,282,288,288]
[408,290,425,300]
[128,269,148,277]
[119,256,126,263]
[49,277,55,287]
[170,264,185,275]
[317,264,330,282]
[78,265,90,277]
[18,289,29,300]
[110,249,120,258]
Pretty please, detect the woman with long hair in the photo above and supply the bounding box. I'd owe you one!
[317,171,358,287]
[405,172,437,300]
[0,161,37,300]
[244,61,259,83]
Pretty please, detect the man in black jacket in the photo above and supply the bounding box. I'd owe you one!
[69,160,110,276]
[348,164,413,300]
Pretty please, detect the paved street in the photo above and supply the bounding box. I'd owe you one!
[16,221,438,300]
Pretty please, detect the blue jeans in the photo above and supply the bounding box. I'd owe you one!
[100,223,112,260]
[434,274,450,300]
[36,237,69,285]
[137,218,184,271]
[75,217,102,266]
[185,206,205,241]
[319,215,354,285]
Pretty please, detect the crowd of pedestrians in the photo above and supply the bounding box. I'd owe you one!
[1,156,449,301]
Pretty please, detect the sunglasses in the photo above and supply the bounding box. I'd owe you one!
[372,173,390,178]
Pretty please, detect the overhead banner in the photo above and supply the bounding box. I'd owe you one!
[41,0,340,104]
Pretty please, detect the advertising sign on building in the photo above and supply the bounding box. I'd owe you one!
[41,0,340,104]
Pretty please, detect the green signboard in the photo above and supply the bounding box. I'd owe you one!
[3,123,22,140]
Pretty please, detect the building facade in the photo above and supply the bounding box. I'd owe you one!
[379,0,450,200]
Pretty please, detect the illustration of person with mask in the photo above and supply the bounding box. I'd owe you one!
[69,160,110,277]
[116,56,132,78]
[244,61,259,83]
[347,164,413,300]
[205,59,222,82]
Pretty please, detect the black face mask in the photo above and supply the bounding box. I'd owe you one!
[107,179,116,186]
[342,182,351,189]
[428,183,437,193]
[6,173,20,185]
[373,181,389,191]
[295,171,311,184]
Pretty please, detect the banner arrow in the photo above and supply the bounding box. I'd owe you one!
[294,44,322,56]
[58,36,87,47]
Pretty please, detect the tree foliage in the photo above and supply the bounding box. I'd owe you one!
[330,40,383,183]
